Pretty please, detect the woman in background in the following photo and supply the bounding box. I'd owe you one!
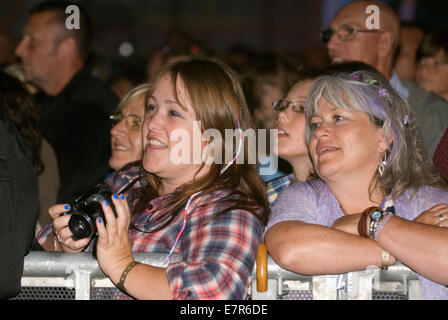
[108,83,150,172]
[415,31,448,102]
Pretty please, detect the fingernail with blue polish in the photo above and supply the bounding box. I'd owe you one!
[104,199,108,206]
[120,194,125,200]
[64,205,70,210]
[98,217,102,223]
[113,194,119,199]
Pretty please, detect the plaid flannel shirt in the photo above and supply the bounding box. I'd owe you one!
[37,166,264,300]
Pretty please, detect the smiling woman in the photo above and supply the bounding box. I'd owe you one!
[265,69,448,300]
[108,83,151,171]
[141,73,205,190]
[36,58,269,300]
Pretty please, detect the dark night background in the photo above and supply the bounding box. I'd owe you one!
[2,0,448,80]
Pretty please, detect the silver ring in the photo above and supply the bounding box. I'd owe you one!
[439,213,445,221]
[56,234,63,243]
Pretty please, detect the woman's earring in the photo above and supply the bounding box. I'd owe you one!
[378,153,388,177]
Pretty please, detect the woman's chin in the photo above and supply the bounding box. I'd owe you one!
[109,158,127,171]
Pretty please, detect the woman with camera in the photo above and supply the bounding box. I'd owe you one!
[36,58,269,300]
[265,70,448,299]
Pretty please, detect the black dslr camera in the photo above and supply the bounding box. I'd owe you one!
[67,183,118,240]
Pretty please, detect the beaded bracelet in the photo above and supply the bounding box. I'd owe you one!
[374,212,393,241]
[116,261,141,293]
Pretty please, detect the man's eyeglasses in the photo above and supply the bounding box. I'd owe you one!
[319,24,383,44]
[109,113,143,131]
[272,99,306,113]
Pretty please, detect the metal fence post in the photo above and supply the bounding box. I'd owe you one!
[348,269,374,300]
[251,278,279,300]
[408,280,421,300]
[73,269,92,300]
[312,275,337,300]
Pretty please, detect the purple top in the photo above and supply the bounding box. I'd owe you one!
[267,179,448,300]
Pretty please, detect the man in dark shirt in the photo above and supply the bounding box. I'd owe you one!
[15,1,118,203]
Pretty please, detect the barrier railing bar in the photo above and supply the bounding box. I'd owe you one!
[20,251,426,300]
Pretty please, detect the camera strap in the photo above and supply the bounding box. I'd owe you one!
[117,176,141,196]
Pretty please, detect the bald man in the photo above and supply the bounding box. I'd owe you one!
[324,0,448,159]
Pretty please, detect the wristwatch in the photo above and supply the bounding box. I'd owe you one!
[369,210,384,240]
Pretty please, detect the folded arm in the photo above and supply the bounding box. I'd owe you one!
[265,220,393,275]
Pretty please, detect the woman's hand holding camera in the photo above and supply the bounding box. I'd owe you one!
[48,204,91,253]
[95,194,134,286]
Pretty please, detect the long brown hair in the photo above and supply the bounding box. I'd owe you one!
[0,71,42,173]
[131,58,269,225]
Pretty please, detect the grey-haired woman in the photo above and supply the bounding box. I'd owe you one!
[265,69,448,299]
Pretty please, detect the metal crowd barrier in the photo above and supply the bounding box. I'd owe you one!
[250,244,422,300]
[12,245,425,300]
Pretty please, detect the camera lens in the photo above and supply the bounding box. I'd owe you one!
[69,212,97,240]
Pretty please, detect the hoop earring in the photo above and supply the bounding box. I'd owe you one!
[378,153,387,177]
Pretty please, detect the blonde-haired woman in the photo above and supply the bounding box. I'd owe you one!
[108,83,151,171]
[36,58,269,300]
